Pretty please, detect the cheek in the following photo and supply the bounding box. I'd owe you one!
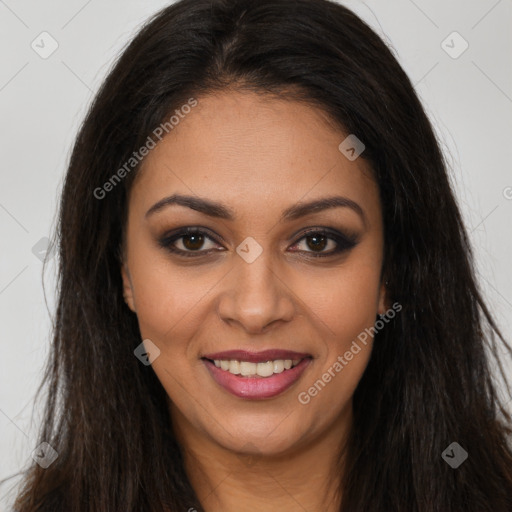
[126,246,202,342]
[297,250,381,398]
[305,252,382,346]
[328,270,380,344]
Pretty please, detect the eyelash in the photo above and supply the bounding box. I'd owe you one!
[158,226,358,259]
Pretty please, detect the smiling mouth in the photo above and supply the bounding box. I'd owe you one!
[201,357,312,378]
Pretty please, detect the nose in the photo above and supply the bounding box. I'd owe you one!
[217,251,296,334]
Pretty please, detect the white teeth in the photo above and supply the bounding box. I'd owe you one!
[257,361,274,377]
[273,360,284,373]
[240,361,256,376]
[230,360,241,374]
[211,358,305,377]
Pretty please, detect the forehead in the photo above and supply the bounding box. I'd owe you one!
[130,91,380,225]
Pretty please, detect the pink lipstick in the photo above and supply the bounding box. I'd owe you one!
[201,349,312,399]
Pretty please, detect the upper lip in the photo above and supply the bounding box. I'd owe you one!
[201,349,312,363]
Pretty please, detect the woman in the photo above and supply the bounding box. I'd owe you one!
[10,0,512,510]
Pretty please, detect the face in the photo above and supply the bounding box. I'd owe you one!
[121,90,387,457]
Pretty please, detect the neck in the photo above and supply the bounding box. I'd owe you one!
[169,399,352,512]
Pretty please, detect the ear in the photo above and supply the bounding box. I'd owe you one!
[121,263,137,313]
[377,279,389,316]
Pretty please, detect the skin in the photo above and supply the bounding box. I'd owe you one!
[121,90,388,512]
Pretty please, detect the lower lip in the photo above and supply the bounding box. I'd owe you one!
[202,358,312,399]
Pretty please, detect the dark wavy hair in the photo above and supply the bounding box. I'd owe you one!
[6,0,512,510]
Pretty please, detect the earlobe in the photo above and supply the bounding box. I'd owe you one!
[121,264,136,312]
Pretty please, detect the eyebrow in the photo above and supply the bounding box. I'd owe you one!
[145,193,367,225]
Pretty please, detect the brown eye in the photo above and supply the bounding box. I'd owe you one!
[303,233,331,252]
[181,233,206,251]
[159,227,358,259]
[289,229,359,257]
[158,228,223,257]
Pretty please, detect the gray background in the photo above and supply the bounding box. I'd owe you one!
[1,0,511,508]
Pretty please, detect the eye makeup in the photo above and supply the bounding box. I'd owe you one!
[156,225,360,260]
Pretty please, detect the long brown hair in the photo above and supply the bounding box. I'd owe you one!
[8,0,512,510]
